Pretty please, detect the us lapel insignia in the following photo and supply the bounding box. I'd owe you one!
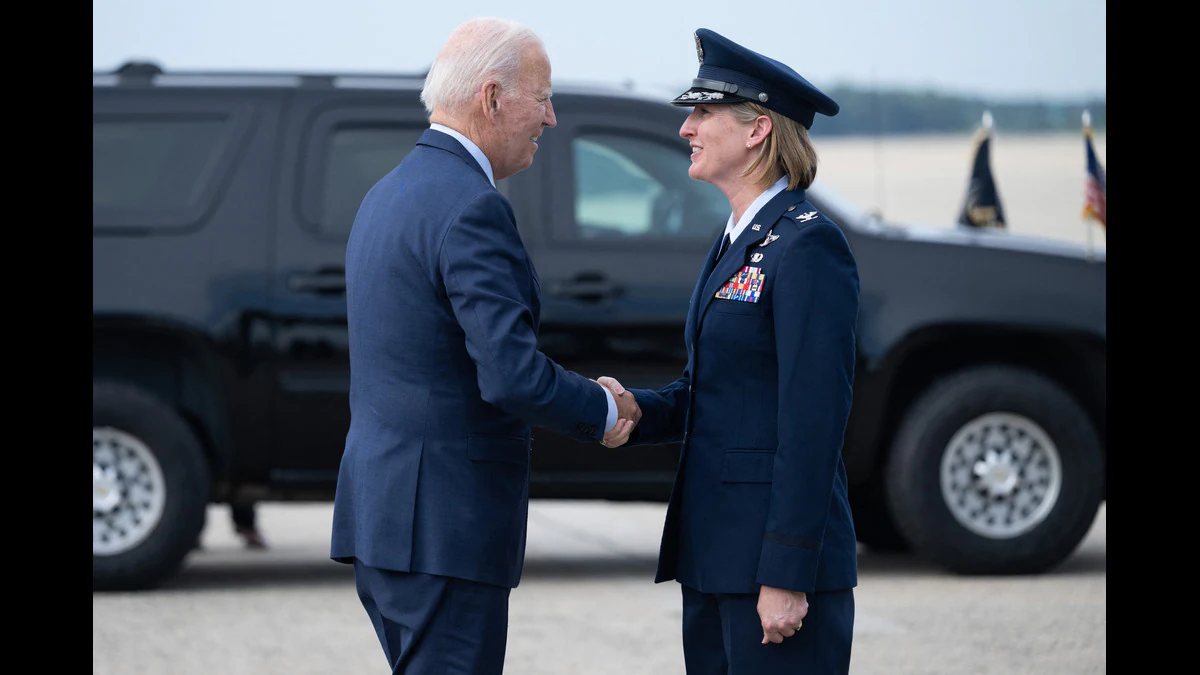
[750,252,764,263]
[751,223,762,231]
[758,229,780,247]
[795,210,818,222]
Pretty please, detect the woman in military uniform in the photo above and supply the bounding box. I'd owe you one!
[600,27,860,675]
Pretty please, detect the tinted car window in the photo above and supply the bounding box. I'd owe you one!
[571,133,727,241]
[92,116,231,221]
[315,126,423,238]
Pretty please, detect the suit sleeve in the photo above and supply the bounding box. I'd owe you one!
[757,220,860,592]
[439,191,608,441]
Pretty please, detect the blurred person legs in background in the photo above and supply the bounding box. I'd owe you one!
[190,499,267,550]
[231,499,267,549]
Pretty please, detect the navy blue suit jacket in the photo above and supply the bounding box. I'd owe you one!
[628,189,860,595]
[330,129,609,588]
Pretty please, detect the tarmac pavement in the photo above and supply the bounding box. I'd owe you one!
[92,500,1105,674]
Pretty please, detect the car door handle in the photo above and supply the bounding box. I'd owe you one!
[288,268,346,295]
[550,273,622,302]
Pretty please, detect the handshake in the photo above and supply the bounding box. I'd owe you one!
[594,376,640,448]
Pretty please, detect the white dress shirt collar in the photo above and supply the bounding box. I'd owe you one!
[723,175,790,246]
[429,123,495,188]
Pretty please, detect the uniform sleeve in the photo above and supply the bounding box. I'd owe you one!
[439,190,608,441]
[625,369,691,446]
[756,220,860,592]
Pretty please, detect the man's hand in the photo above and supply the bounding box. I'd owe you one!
[596,376,640,447]
[757,585,808,644]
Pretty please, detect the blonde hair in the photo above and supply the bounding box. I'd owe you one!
[729,102,819,191]
[420,18,542,116]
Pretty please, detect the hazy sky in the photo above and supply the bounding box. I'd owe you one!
[92,0,1106,102]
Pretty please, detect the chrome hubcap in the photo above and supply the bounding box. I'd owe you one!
[940,413,1061,539]
[93,427,167,556]
[93,464,122,513]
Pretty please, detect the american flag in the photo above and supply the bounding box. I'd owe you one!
[1083,125,1106,228]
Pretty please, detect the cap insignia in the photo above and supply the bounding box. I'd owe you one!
[678,90,725,102]
[694,33,704,64]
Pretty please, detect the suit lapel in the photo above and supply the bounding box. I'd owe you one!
[528,260,542,330]
[696,189,807,329]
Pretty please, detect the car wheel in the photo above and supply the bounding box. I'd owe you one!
[884,366,1103,574]
[93,380,210,591]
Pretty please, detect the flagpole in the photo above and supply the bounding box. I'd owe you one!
[1082,110,1094,261]
[870,67,885,220]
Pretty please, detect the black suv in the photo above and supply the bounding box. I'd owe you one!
[93,62,1106,591]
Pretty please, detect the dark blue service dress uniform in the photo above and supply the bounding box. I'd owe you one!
[628,188,861,674]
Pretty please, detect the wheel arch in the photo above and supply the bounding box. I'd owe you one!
[92,315,236,480]
[850,322,1106,496]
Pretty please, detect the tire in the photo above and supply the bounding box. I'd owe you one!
[93,380,210,591]
[884,366,1103,575]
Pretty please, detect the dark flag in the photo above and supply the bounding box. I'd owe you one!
[957,111,1006,230]
[1082,112,1106,229]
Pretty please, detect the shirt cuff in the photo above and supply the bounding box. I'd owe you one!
[601,384,618,433]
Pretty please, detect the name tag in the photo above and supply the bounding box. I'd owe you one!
[715,266,766,303]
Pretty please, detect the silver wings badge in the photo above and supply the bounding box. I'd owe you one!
[758,229,780,247]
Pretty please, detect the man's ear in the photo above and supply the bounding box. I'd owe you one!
[481,80,502,120]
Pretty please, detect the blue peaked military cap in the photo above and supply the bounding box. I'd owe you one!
[671,28,839,130]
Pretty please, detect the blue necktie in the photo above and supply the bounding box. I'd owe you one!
[716,232,731,262]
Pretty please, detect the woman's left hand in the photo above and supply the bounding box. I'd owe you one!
[757,585,809,644]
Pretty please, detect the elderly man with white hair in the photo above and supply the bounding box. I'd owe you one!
[329,17,640,674]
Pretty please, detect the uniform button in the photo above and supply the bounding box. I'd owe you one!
[787,205,796,211]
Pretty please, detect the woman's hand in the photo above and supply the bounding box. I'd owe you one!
[595,377,639,447]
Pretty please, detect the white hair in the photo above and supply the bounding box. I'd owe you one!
[420,17,543,116]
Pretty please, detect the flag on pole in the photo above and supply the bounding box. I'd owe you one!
[957,111,1006,230]
[1082,111,1106,229]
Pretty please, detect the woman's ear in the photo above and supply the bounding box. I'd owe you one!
[749,115,773,147]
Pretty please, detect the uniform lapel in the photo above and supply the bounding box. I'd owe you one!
[685,232,726,346]
[696,189,807,329]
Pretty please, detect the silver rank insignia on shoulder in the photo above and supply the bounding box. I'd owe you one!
[758,229,780,247]
[750,252,764,263]
[751,224,761,231]
[795,210,819,222]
